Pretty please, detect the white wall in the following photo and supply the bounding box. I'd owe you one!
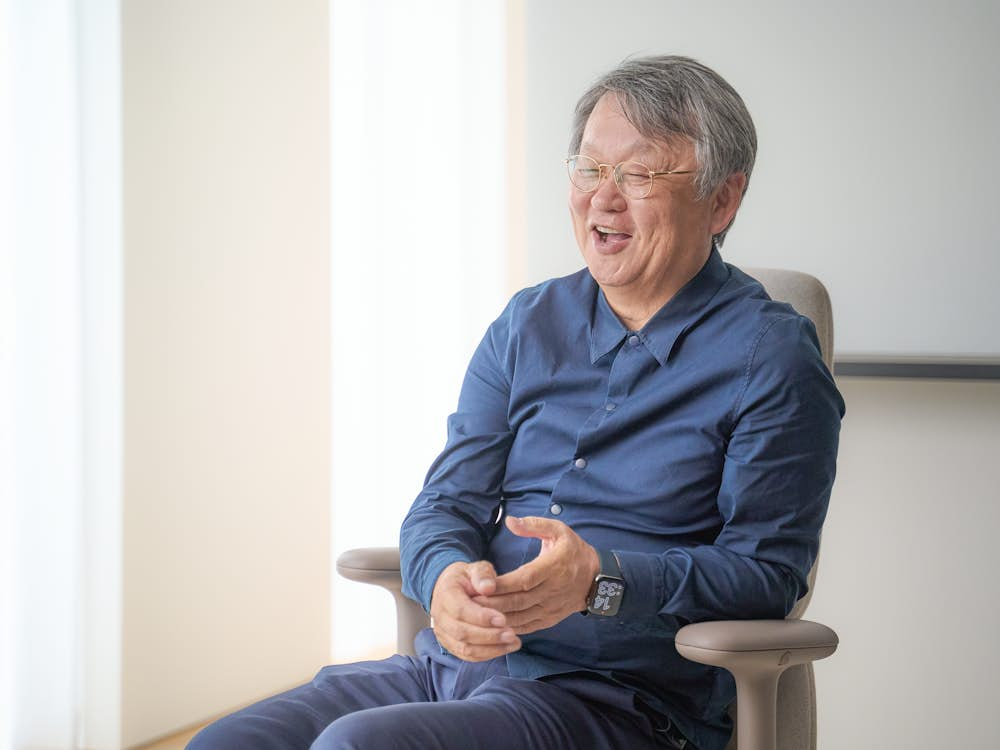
[122,1,330,744]
[808,377,1000,749]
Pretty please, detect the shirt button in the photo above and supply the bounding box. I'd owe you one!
[549,503,563,515]
[628,335,640,346]
[574,457,587,469]
[605,402,616,411]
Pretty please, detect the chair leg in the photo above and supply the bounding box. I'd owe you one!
[733,671,779,750]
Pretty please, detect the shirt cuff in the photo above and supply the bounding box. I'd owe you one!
[612,549,665,619]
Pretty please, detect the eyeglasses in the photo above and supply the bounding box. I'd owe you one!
[565,154,695,199]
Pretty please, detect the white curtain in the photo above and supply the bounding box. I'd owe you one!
[0,1,121,748]
[329,0,509,661]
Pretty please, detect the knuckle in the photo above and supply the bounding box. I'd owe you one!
[471,560,493,576]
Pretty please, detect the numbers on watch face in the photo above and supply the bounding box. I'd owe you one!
[597,580,624,597]
[592,579,624,611]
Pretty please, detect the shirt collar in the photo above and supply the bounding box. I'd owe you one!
[589,247,731,366]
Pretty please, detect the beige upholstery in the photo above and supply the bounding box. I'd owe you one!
[337,267,839,750]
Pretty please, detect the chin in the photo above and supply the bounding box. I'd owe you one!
[583,248,628,284]
[586,262,634,289]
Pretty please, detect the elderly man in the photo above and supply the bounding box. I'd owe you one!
[190,55,844,750]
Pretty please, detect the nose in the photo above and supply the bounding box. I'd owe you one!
[590,168,627,210]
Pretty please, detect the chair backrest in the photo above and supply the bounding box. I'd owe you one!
[732,267,834,750]
[744,267,834,369]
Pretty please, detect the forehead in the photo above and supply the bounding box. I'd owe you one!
[580,92,693,164]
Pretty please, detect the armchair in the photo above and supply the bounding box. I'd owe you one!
[337,268,839,750]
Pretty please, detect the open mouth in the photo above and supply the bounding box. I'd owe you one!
[593,225,632,246]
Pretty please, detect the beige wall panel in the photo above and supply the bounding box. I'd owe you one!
[810,378,1000,749]
[122,1,330,744]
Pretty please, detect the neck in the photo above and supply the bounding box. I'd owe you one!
[603,247,711,331]
[608,299,658,332]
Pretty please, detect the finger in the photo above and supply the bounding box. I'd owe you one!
[436,618,519,648]
[435,634,522,663]
[505,515,565,541]
[473,590,538,614]
[509,616,552,635]
[467,560,499,597]
[492,604,549,629]
[445,596,509,629]
[433,584,506,628]
[490,559,547,596]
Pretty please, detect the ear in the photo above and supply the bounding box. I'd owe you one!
[709,172,748,236]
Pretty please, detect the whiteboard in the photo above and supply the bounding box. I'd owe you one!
[520,0,1000,359]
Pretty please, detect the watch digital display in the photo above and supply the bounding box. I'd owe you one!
[586,550,626,616]
[592,579,624,613]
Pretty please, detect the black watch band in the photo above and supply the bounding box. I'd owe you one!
[585,549,626,616]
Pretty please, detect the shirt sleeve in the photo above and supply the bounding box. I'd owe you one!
[399,298,518,612]
[614,314,845,622]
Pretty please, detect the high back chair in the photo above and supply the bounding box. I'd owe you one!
[337,267,839,750]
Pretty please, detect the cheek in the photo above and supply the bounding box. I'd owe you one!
[640,200,698,244]
[569,193,591,233]
[636,206,669,243]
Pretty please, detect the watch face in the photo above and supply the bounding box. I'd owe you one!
[590,577,624,614]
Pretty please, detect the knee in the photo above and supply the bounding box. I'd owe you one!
[310,711,384,750]
[185,718,244,750]
[185,714,285,750]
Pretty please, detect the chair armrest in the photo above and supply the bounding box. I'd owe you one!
[675,620,837,750]
[675,619,838,670]
[336,547,406,588]
[335,546,430,656]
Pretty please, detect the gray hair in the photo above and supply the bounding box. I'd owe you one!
[569,55,757,245]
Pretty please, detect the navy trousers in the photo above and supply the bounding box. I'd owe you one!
[188,629,686,750]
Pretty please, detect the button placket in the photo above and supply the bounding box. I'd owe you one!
[554,332,652,521]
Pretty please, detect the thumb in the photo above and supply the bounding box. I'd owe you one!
[505,515,561,541]
[467,559,498,596]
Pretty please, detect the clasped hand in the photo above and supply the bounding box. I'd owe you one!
[429,516,599,662]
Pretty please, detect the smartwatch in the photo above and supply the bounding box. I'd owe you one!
[585,549,626,616]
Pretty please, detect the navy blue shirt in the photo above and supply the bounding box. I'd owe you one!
[400,249,844,750]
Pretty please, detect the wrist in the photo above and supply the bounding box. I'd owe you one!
[587,544,600,579]
[579,545,601,609]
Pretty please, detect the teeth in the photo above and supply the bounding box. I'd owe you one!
[596,226,625,234]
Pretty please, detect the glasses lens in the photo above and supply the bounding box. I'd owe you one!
[567,155,601,191]
[615,162,653,198]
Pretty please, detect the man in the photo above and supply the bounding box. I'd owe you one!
[190,55,844,750]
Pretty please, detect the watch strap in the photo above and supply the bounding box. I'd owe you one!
[597,549,622,578]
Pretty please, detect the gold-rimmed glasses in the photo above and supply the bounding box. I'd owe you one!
[565,154,695,199]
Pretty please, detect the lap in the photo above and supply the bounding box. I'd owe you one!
[188,630,665,750]
[187,653,435,750]
[313,674,660,750]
